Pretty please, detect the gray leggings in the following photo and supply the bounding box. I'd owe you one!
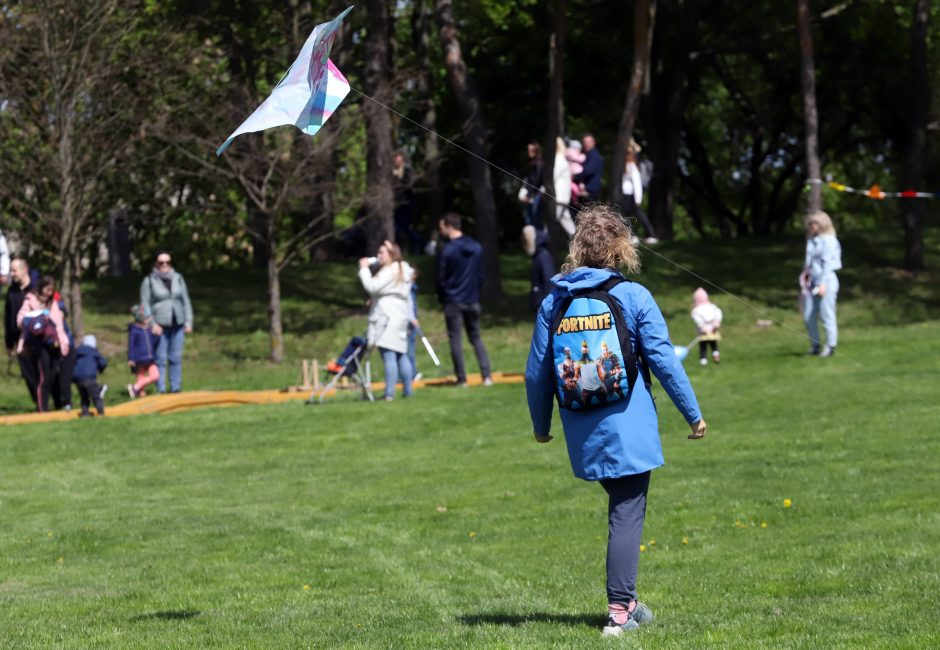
[600,471,651,605]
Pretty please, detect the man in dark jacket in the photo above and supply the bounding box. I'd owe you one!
[574,133,604,202]
[436,213,493,386]
[4,258,40,404]
[522,226,556,311]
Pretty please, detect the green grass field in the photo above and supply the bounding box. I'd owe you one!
[2,230,939,647]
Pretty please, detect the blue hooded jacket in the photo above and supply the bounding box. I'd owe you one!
[73,345,108,380]
[525,267,702,481]
[127,324,156,365]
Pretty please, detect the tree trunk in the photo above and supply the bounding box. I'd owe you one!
[797,0,822,214]
[646,0,697,240]
[413,0,445,221]
[902,0,928,271]
[436,0,501,300]
[362,0,396,252]
[69,254,84,340]
[541,0,566,251]
[610,0,656,206]
[264,215,284,363]
[267,231,284,363]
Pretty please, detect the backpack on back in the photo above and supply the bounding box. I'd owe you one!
[22,309,57,348]
[548,277,645,411]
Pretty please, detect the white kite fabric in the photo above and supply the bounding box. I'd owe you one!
[216,6,352,156]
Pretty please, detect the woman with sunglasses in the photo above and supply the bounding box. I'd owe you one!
[139,252,193,393]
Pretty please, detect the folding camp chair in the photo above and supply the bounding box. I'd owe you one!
[307,335,374,404]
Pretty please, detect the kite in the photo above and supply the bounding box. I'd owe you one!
[217,6,352,156]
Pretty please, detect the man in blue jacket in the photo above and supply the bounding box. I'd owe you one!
[436,213,493,386]
[574,133,604,202]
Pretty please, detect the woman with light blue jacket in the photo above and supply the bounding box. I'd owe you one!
[525,205,707,637]
[800,211,842,357]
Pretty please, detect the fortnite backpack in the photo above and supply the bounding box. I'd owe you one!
[22,309,58,348]
[548,277,644,411]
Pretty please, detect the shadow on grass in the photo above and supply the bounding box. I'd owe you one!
[130,610,201,622]
[458,612,605,628]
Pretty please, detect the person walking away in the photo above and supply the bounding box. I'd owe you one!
[53,289,76,411]
[518,142,544,229]
[800,211,841,357]
[553,137,576,238]
[4,259,41,403]
[436,213,493,386]
[16,275,70,412]
[73,334,108,416]
[690,287,722,366]
[573,133,604,203]
[127,304,159,398]
[620,142,657,242]
[522,225,555,311]
[140,252,193,392]
[358,240,414,401]
[524,204,707,636]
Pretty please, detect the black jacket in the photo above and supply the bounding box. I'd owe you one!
[437,235,484,305]
[4,271,39,351]
[529,230,556,311]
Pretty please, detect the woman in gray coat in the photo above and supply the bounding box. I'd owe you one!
[140,252,193,392]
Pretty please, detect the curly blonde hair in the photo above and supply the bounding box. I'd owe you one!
[561,204,641,275]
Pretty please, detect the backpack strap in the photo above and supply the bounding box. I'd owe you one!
[582,277,638,393]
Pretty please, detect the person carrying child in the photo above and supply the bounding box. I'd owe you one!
[525,204,707,636]
[73,335,108,416]
[690,287,722,366]
[127,304,158,398]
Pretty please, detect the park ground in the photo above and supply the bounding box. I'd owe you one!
[1,229,939,648]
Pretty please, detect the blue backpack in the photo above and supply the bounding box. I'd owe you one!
[22,309,58,348]
[548,277,646,411]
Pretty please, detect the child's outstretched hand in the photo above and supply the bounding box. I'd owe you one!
[688,419,707,440]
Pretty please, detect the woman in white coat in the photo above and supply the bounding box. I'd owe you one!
[358,240,415,400]
[553,137,576,238]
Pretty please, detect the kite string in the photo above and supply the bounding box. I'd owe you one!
[349,86,933,408]
[350,87,551,202]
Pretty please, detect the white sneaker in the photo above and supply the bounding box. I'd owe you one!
[820,345,835,357]
[483,377,494,386]
[413,372,424,382]
[699,358,708,366]
[644,237,659,245]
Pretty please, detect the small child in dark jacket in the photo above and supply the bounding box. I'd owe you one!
[73,334,108,417]
[127,304,158,399]
[522,225,556,311]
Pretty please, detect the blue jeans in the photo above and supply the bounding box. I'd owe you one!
[380,347,413,400]
[407,324,418,379]
[803,277,839,349]
[155,324,186,393]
